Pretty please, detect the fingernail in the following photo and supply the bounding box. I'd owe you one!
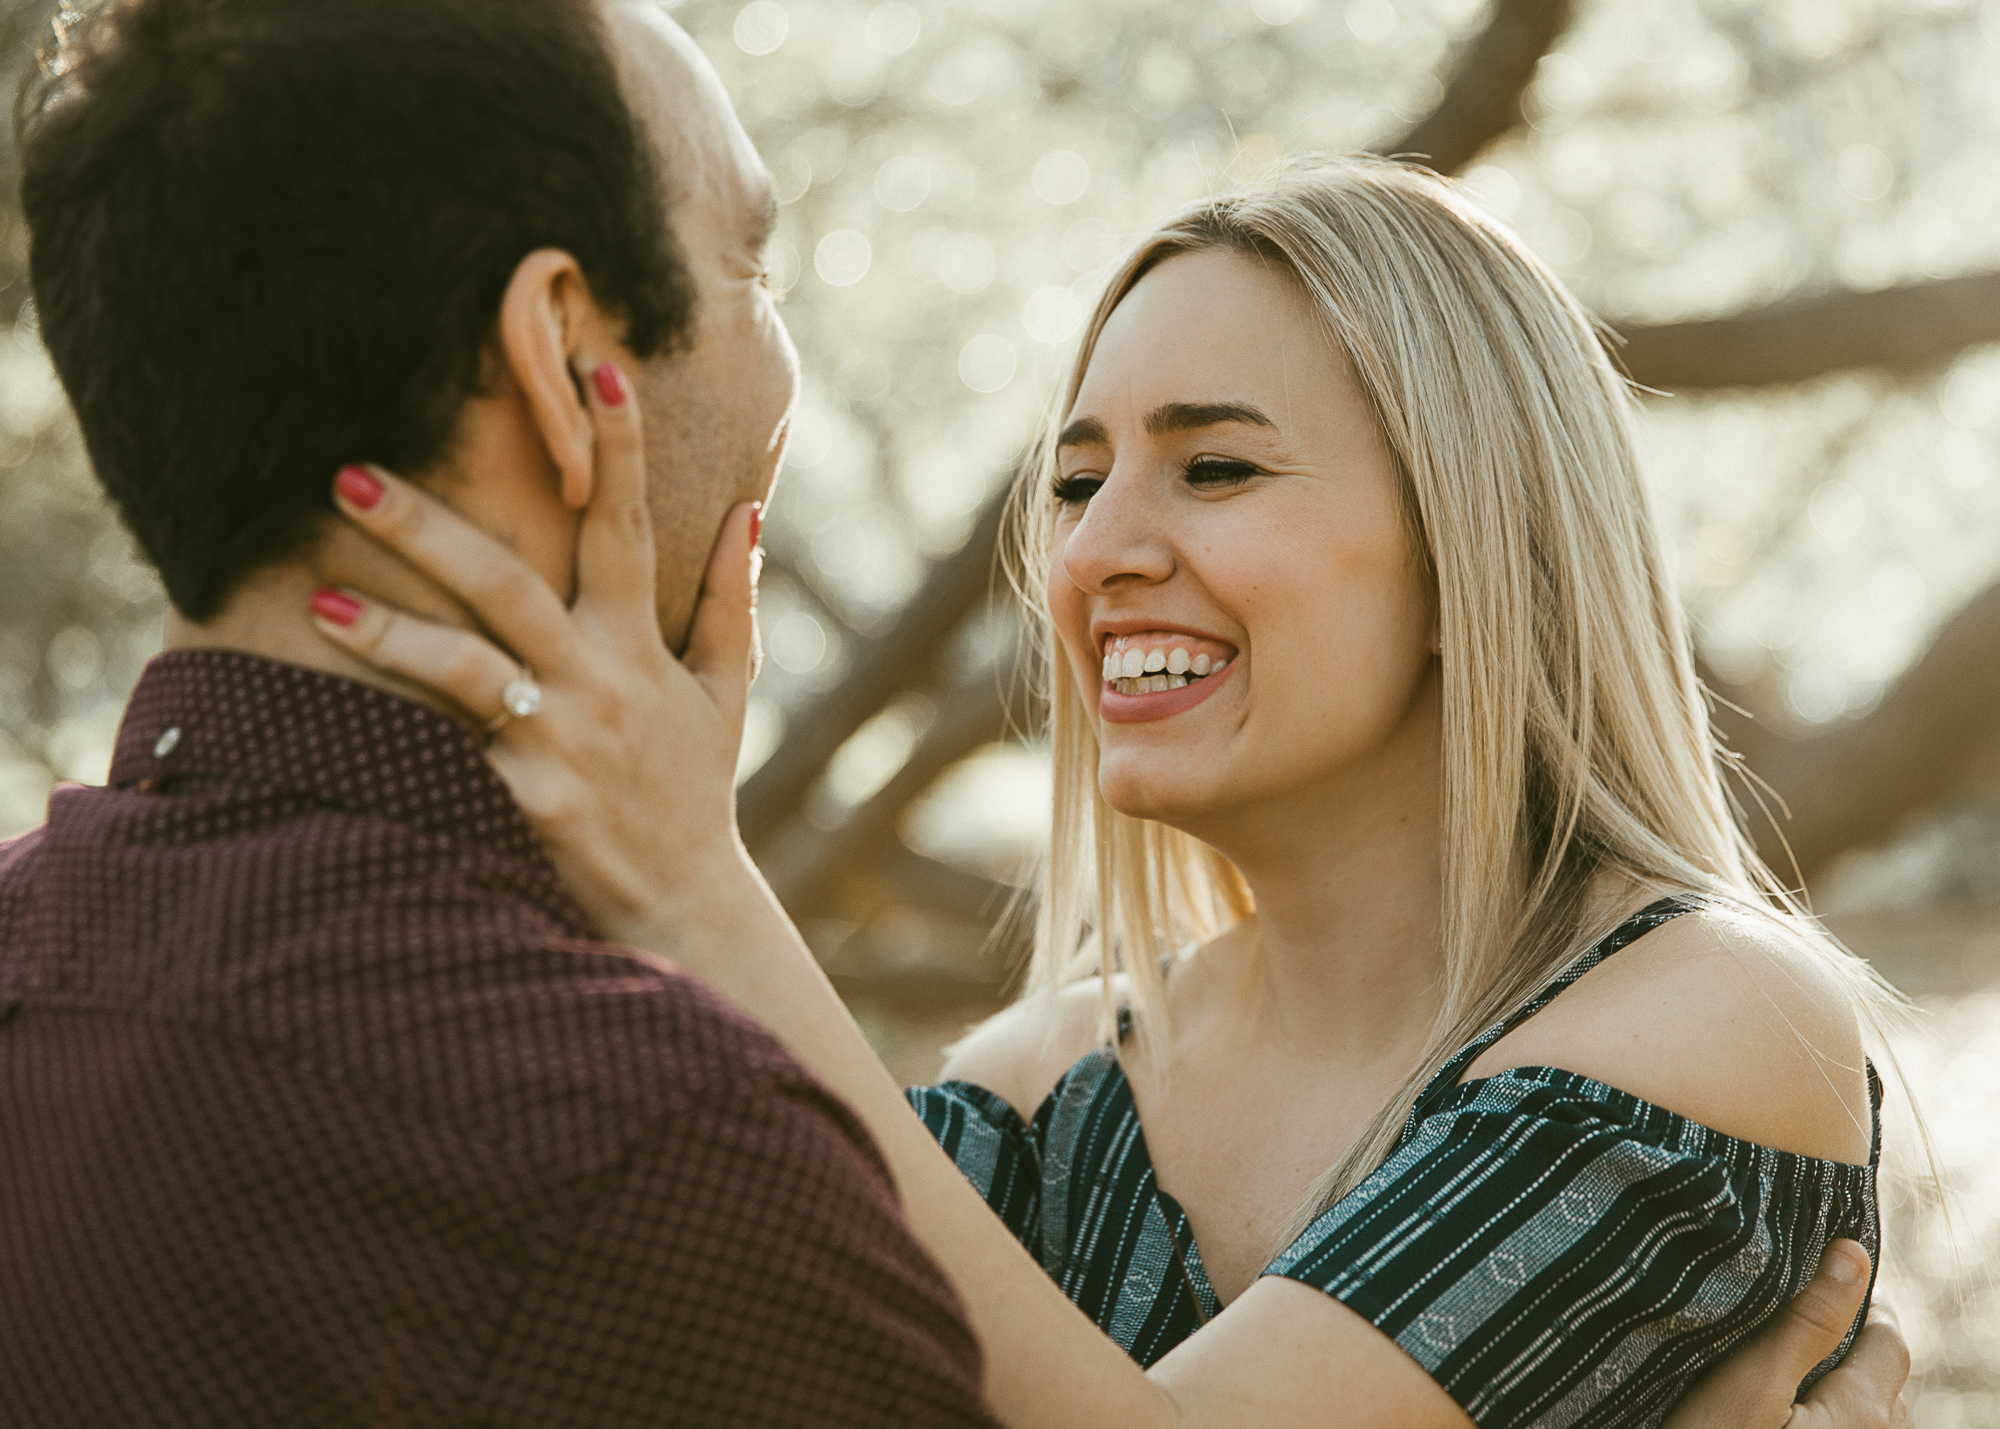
[1824,1244,1863,1285]
[310,588,364,627]
[749,502,762,549]
[334,465,384,510]
[592,361,628,407]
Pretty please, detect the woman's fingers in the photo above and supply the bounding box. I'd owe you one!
[332,462,578,680]
[314,406,757,948]
[1789,1302,1910,1429]
[1661,1240,1873,1429]
[571,358,659,637]
[309,586,526,731]
[681,501,761,742]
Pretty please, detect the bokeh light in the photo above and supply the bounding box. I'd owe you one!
[733,0,788,56]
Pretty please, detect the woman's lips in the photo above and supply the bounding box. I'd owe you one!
[1097,658,1237,724]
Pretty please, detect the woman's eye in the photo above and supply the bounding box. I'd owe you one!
[1184,457,1260,489]
[1052,473,1103,506]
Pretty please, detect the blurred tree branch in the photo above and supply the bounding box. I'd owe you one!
[757,659,1034,912]
[1713,577,2000,889]
[827,964,1015,1012]
[1378,0,1575,174]
[757,548,869,644]
[738,494,1011,847]
[878,846,1025,929]
[1616,271,2000,392]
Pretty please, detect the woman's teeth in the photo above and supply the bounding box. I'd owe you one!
[1099,645,1229,695]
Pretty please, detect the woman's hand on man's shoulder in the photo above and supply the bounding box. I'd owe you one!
[935,981,1113,1124]
[1464,902,1874,1165]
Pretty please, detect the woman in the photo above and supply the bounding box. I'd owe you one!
[314,157,1908,1427]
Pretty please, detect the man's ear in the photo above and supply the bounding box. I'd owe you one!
[496,249,601,510]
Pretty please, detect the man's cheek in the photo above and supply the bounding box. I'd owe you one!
[760,306,801,425]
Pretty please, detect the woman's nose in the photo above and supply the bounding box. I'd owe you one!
[1058,474,1175,595]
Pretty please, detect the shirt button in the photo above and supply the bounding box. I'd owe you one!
[153,727,182,758]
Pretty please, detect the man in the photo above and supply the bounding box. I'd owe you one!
[2,1,994,1424]
[0,0,1900,1424]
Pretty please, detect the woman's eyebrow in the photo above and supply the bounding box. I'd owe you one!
[1145,401,1276,435]
[1058,403,1277,449]
[1058,416,1109,448]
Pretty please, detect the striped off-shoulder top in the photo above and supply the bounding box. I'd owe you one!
[907,897,1881,1429]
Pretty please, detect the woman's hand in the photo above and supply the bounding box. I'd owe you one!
[1663,1241,1908,1429]
[311,357,761,947]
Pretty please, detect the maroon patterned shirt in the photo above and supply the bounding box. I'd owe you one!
[0,650,996,1429]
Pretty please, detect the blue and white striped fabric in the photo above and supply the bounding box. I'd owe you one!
[907,898,1881,1428]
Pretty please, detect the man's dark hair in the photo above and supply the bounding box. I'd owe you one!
[20,0,693,620]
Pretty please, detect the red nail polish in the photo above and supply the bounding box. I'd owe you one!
[335,465,384,510]
[749,503,762,548]
[310,588,364,627]
[592,362,628,407]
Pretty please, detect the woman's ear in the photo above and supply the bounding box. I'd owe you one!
[496,249,600,510]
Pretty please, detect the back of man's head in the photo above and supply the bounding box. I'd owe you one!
[21,0,693,621]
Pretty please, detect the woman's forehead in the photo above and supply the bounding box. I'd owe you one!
[1069,253,1352,435]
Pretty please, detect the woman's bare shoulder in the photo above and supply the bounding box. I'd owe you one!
[1465,902,1874,1164]
[934,980,1115,1124]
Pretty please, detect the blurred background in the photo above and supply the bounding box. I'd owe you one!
[3,0,1998,1416]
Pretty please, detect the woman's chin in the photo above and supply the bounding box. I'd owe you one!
[1098,763,1223,829]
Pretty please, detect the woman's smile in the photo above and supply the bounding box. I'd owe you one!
[1094,624,1239,722]
[1097,650,1238,722]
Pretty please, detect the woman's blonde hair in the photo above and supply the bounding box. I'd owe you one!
[1002,154,1908,1242]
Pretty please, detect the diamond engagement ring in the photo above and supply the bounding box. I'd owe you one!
[485,670,543,734]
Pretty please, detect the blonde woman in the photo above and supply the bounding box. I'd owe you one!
[315,157,1911,1427]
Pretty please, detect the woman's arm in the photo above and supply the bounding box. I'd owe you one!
[310,370,1901,1429]
[643,845,1204,1427]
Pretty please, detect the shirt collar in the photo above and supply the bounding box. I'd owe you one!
[109,649,572,890]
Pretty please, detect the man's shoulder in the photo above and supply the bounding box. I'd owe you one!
[0,821,46,896]
[0,821,44,863]
[20,781,837,1181]
[308,923,843,1178]
[499,935,838,1115]
[0,822,44,887]
[0,823,46,985]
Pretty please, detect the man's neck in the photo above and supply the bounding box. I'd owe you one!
[164,529,488,732]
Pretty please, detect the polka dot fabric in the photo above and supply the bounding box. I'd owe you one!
[0,650,996,1428]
